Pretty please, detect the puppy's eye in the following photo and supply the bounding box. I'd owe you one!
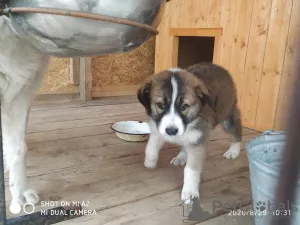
[180,104,189,111]
[156,102,166,110]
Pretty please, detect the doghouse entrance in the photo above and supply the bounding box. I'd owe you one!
[177,36,215,68]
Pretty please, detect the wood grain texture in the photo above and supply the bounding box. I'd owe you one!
[69,58,80,85]
[229,0,254,106]
[5,99,259,225]
[170,28,223,37]
[219,0,237,69]
[239,0,273,128]
[207,0,223,27]
[80,57,92,101]
[274,0,300,130]
[154,0,298,131]
[213,36,222,65]
[92,85,140,97]
[155,1,172,72]
[255,0,294,131]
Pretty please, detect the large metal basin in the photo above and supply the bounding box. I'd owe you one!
[7,0,165,57]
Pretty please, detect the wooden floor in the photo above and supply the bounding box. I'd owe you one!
[4,96,259,225]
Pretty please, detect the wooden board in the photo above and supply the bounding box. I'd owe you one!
[219,0,237,69]
[4,99,259,225]
[69,58,80,85]
[255,0,294,131]
[229,0,254,106]
[197,205,254,225]
[154,0,299,131]
[239,0,273,128]
[206,0,222,27]
[274,0,300,130]
[57,171,252,225]
[80,57,93,101]
[170,28,223,37]
[92,85,140,97]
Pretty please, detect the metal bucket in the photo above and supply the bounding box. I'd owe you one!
[246,130,300,225]
[6,0,166,57]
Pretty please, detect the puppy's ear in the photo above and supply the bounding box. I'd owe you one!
[137,81,152,114]
[196,82,217,109]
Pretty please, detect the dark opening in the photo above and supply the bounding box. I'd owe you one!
[177,36,215,69]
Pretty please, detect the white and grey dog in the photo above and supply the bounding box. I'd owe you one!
[0,16,49,208]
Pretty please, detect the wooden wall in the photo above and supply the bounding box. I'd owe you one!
[155,0,299,131]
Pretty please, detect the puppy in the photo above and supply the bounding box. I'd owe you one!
[137,62,242,204]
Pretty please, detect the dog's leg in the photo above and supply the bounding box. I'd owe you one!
[170,149,186,166]
[2,85,40,208]
[2,66,46,208]
[222,106,242,159]
[181,144,206,204]
[144,131,165,169]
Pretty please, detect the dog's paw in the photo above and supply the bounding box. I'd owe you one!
[144,158,157,169]
[170,156,186,166]
[10,189,40,214]
[13,189,39,206]
[23,189,40,205]
[223,143,240,159]
[181,186,200,204]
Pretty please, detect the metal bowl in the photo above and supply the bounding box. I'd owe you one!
[7,0,166,57]
[111,121,151,142]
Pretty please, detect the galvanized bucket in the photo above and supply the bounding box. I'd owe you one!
[246,130,300,225]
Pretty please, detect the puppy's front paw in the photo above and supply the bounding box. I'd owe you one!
[170,156,186,166]
[144,158,157,169]
[223,143,240,159]
[181,186,200,204]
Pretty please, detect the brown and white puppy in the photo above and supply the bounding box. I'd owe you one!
[137,62,242,204]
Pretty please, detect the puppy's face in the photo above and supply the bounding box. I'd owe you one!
[137,69,212,141]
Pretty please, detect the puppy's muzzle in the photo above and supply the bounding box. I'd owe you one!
[165,126,179,136]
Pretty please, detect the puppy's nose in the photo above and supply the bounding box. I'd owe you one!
[166,127,178,136]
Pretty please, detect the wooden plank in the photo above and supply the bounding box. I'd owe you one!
[35,92,79,101]
[32,96,139,111]
[197,206,254,225]
[274,0,300,130]
[27,114,146,143]
[255,0,294,131]
[79,57,92,101]
[170,0,190,28]
[69,57,80,85]
[54,171,252,225]
[229,0,254,107]
[207,0,223,27]
[27,109,145,133]
[219,0,237,68]
[169,28,223,37]
[155,1,172,72]
[213,36,222,65]
[239,0,273,128]
[171,35,179,67]
[7,136,253,216]
[24,132,258,184]
[29,103,143,119]
[92,85,139,97]
[191,0,208,28]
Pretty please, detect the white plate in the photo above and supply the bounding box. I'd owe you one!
[111,121,151,142]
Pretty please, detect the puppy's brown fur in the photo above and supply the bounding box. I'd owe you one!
[138,62,242,144]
